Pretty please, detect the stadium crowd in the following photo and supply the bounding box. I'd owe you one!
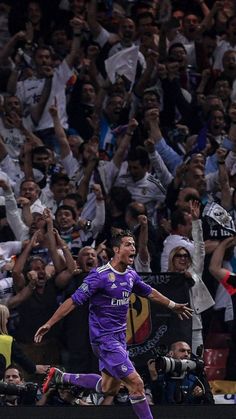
[0,0,236,408]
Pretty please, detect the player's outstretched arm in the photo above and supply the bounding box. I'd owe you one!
[147,288,193,320]
[171,303,193,320]
[34,298,76,343]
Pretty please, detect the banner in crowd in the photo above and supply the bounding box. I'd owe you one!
[127,272,192,366]
[202,201,236,238]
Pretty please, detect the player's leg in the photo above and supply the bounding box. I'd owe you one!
[43,367,102,393]
[96,332,153,418]
[43,341,105,393]
[100,371,121,405]
[122,370,153,419]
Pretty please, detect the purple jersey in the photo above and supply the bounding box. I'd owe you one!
[71,262,152,343]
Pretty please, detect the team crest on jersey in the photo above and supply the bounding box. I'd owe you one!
[121,365,128,373]
[108,272,116,282]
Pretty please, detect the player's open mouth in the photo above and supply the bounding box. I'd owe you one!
[128,254,135,263]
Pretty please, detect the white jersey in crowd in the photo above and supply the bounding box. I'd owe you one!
[62,151,119,220]
[115,161,166,222]
[16,60,73,131]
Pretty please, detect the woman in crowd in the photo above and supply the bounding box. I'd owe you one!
[168,201,214,353]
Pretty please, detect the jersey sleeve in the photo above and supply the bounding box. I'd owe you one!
[71,269,103,305]
[132,271,152,297]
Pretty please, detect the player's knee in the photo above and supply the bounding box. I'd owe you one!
[101,382,120,396]
[129,375,144,396]
[106,385,120,397]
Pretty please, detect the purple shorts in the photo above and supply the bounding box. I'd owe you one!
[91,331,135,380]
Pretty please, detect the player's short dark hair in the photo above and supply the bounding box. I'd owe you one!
[110,230,134,248]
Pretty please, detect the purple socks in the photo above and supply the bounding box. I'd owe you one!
[62,373,153,418]
[63,373,102,392]
[129,395,153,419]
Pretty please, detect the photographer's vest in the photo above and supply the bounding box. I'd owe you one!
[0,335,13,367]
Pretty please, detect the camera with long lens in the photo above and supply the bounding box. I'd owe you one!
[155,356,204,379]
[0,381,38,405]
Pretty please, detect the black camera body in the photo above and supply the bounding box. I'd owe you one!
[155,356,205,379]
[0,381,38,405]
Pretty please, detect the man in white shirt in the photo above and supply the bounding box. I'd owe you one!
[115,146,166,224]
[213,15,236,71]
[16,17,83,136]
[87,1,146,73]
[169,13,201,68]
[40,173,70,214]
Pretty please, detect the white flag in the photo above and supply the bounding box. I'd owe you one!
[105,45,139,89]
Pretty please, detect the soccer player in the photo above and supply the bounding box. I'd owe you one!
[34,231,192,419]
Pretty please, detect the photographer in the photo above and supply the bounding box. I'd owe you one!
[147,341,214,405]
[36,382,89,406]
[0,365,38,406]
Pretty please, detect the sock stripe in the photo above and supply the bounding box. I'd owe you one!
[95,377,103,393]
[129,395,146,404]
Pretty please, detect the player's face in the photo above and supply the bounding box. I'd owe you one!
[116,237,136,266]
